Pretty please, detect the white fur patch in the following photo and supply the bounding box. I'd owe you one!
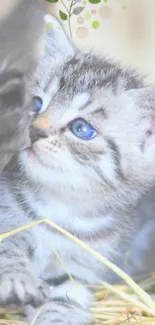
[71,93,91,111]
[50,281,92,309]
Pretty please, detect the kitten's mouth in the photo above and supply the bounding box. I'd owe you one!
[26,146,39,161]
[26,145,46,167]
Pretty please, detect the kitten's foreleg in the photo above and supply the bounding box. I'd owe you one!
[35,259,96,325]
[35,282,92,325]
[0,235,48,307]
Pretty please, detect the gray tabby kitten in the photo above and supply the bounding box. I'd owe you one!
[1,16,155,324]
[0,0,45,171]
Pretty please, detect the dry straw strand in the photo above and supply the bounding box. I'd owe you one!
[0,218,155,317]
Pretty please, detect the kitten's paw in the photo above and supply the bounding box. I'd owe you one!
[35,301,92,325]
[0,270,49,308]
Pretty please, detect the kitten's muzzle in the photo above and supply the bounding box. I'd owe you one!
[29,126,48,144]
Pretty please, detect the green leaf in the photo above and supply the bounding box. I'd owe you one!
[88,0,101,3]
[103,0,108,3]
[72,6,84,15]
[46,0,58,3]
[59,10,68,21]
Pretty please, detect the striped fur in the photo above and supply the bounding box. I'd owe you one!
[1,16,155,325]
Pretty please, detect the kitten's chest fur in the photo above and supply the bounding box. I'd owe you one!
[23,187,117,279]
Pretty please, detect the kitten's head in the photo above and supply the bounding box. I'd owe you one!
[20,15,155,208]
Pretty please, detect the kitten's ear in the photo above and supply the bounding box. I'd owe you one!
[43,14,74,66]
[126,85,155,109]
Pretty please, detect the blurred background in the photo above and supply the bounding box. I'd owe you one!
[46,0,155,84]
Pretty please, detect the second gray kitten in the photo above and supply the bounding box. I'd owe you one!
[0,0,45,172]
[1,16,155,325]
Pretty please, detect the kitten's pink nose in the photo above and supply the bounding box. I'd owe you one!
[29,126,48,144]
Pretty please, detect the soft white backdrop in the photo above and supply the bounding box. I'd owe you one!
[46,0,155,84]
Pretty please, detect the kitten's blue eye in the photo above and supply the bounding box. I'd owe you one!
[69,118,97,140]
[31,96,43,113]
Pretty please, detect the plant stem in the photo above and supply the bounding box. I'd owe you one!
[60,0,75,38]
[68,0,74,38]
[60,0,69,13]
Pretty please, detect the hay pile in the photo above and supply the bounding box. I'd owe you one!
[0,219,155,325]
[91,275,155,324]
